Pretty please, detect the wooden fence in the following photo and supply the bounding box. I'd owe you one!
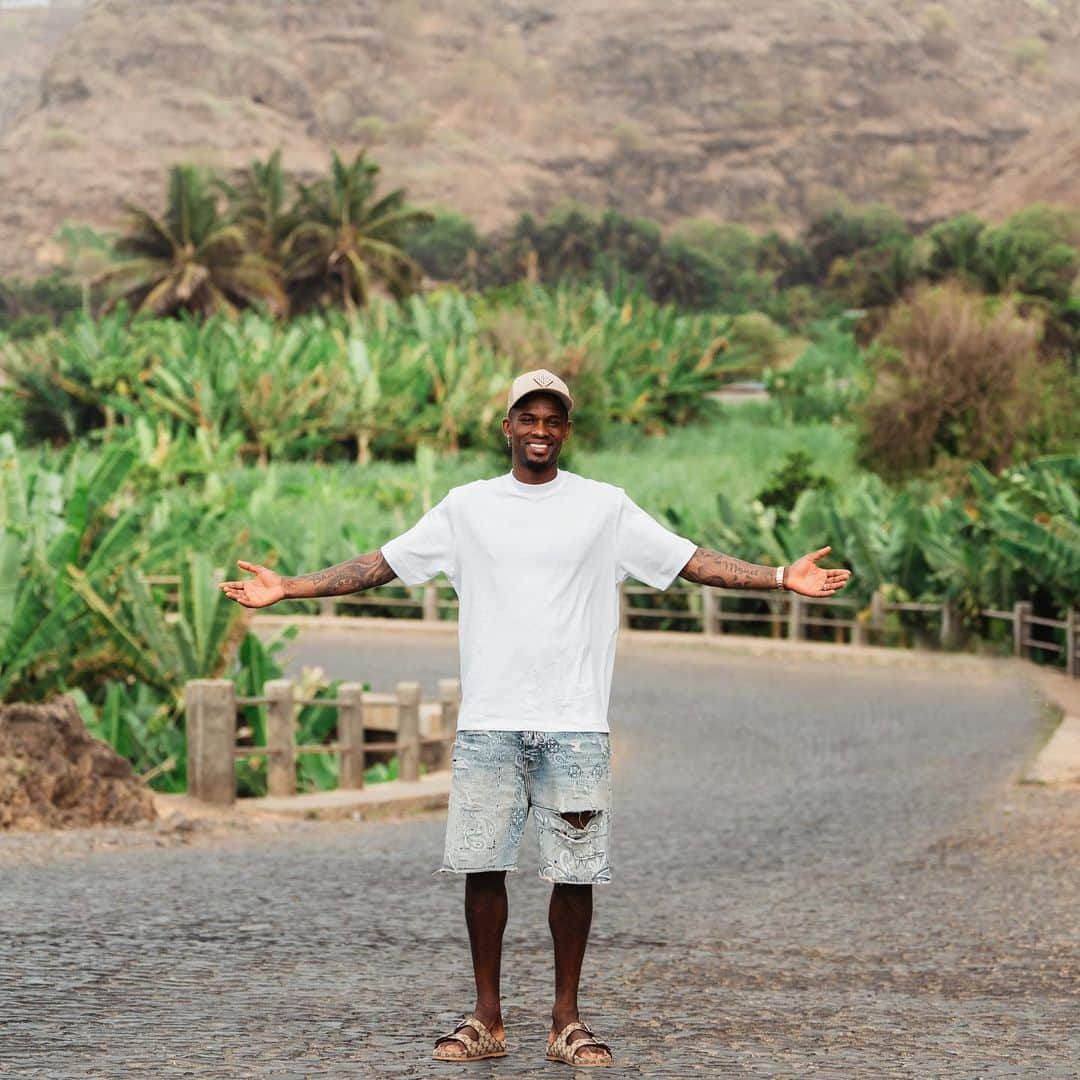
[184,677,460,806]
[152,574,1078,678]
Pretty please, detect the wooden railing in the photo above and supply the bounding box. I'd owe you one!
[184,677,460,806]
[151,574,1079,678]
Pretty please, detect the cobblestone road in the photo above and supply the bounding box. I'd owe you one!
[2,631,1077,1078]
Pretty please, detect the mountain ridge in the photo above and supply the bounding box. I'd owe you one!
[2,0,1079,276]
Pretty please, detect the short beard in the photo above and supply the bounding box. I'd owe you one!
[520,449,557,473]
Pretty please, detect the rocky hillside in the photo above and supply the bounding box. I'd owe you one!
[2,0,1079,275]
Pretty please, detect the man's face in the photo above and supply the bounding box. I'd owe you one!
[502,392,571,473]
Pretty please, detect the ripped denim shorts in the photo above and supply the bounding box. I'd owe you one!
[437,730,613,885]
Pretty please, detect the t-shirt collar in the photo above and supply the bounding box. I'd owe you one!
[506,469,567,496]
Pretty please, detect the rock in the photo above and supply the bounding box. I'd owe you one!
[0,697,157,831]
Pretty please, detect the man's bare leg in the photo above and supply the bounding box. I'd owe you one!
[547,813,612,1064]
[436,871,508,1057]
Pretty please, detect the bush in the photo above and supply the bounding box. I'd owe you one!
[855,283,1062,478]
[756,449,833,516]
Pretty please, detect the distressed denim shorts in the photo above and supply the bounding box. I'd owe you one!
[437,730,613,885]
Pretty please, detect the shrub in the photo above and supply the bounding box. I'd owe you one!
[1011,36,1050,78]
[855,283,1055,478]
[756,449,834,516]
[728,311,786,368]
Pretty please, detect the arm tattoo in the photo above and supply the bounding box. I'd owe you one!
[678,547,777,589]
[282,551,397,598]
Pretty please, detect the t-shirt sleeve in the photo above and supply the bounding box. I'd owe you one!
[614,491,698,591]
[380,495,456,586]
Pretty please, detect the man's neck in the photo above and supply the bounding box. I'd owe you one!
[511,463,559,485]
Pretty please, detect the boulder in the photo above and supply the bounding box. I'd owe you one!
[0,697,157,831]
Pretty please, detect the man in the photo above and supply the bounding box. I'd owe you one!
[220,369,851,1067]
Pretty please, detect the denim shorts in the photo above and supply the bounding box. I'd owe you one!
[437,730,613,885]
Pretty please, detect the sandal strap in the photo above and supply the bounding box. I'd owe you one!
[434,1015,505,1056]
[551,1020,612,1062]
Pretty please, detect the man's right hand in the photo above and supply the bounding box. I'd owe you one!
[219,560,286,608]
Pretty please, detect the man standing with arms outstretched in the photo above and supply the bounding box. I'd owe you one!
[220,369,851,1067]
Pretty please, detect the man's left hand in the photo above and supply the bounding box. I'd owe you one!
[786,546,851,597]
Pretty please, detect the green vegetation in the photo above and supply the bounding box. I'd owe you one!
[1,148,1077,795]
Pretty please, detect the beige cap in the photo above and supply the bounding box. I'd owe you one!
[506,368,574,413]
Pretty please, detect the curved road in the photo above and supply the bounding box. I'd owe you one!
[3,629,1077,1078]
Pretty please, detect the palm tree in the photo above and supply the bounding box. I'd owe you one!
[282,151,430,313]
[98,165,286,318]
[218,149,295,264]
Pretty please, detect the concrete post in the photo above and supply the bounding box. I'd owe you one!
[701,585,717,637]
[397,681,422,782]
[337,682,366,790]
[184,679,235,806]
[318,596,336,618]
[438,678,460,771]
[1066,607,1077,678]
[1013,601,1032,659]
[265,679,295,798]
[788,593,804,641]
[618,581,630,630]
[423,583,439,622]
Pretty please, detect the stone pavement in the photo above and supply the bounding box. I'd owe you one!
[2,632,1077,1078]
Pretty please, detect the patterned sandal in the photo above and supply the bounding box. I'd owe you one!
[432,1015,508,1062]
[546,1020,613,1068]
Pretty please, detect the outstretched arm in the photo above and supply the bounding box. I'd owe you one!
[219,552,397,608]
[678,545,850,597]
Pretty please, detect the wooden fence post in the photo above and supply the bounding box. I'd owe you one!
[265,679,295,798]
[1013,601,1032,659]
[940,603,959,650]
[438,678,460,771]
[788,593,804,641]
[184,678,235,806]
[337,682,366,790]
[1067,607,1077,678]
[701,585,717,637]
[423,583,439,622]
[397,681,421,782]
[870,588,886,642]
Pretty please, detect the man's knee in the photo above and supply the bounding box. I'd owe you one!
[559,810,598,831]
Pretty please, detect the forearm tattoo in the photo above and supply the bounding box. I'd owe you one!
[678,547,777,589]
[283,551,397,598]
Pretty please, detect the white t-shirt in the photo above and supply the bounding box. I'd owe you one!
[380,470,697,733]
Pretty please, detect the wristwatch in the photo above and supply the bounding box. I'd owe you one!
[775,565,787,590]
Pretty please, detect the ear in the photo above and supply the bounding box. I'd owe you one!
[501,415,511,438]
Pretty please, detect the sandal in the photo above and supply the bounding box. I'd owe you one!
[546,1020,613,1068]
[432,1015,508,1062]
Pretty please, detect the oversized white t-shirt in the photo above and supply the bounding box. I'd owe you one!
[380,470,696,733]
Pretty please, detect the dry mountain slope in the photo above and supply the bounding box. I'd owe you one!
[2,0,1080,276]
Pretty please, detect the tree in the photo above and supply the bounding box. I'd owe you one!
[219,149,295,263]
[99,165,286,318]
[282,150,429,312]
